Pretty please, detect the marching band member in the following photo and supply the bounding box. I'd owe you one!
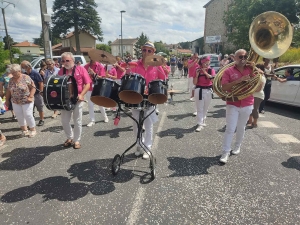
[115,56,126,84]
[130,41,168,159]
[187,53,199,100]
[84,59,109,127]
[58,52,91,149]
[219,49,254,163]
[193,56,215,132]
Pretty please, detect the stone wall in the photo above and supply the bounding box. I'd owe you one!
[204,0,234,53]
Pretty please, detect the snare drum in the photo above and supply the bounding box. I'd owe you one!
[119,73,146,104]
[148,80,168,104]
[43,75,78,111]
[91,78,120,108]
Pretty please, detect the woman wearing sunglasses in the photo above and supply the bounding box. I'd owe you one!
[129,41,169,159]
[193,56,215,132]
[219,49,255,164]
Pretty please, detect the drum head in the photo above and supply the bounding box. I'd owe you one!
[119,91,143,104]
[148,94,168,104]
[90,96,118,108]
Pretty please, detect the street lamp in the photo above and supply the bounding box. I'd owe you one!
[119,34,121,56]
[120,10,126,58]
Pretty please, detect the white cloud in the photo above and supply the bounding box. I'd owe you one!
[0,0,208,44]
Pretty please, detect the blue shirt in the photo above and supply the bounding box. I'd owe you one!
[287,76,295,81]
[28,70,43,94]
[44,67,59,81]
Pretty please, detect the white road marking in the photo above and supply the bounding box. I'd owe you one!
[270,134,300,144]
[126,111,166,225]
[258,121,279,128]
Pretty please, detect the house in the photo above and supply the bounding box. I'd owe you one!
[12,41,40,55]
[52,31,96,60]
[203,0,233,54]
[110,38,138,57]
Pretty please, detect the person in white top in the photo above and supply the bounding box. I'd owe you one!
[247,64,266,128]
[259,58,274,113]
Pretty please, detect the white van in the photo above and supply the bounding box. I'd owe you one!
[31,55,87,71]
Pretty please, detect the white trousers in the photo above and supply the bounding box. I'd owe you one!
[12,102,35,128]
[188,77,194,96]
[86,91,107,122]
[222,105,253,153]
[194,88,212,125]
[60,101,83,142]
[131,107,154,149]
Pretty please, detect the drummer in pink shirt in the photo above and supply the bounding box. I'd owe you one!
[84,59,109,127]
[129,41,169,159]
[219,49,254,164]
[115,57,126,84]
[57,52,91,149]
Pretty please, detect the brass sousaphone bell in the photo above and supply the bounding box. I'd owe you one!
[213,11,293,101]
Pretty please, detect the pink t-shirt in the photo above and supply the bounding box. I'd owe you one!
[84,62,105,91]
[58,66,91,95]
[116,62,125,79]
[130,60,167,85]
[108,67,117,76]
[221,65,254,107]
[195,67,215,86]
[188,59,199,78]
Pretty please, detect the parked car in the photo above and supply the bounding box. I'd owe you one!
[199,54,220,73]
[268,65,300,107]
[30,55,87,72]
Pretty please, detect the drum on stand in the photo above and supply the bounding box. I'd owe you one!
[43,75,78,111]
[148,80,168,104]
[118,73,146,104]
[90,78,120,108]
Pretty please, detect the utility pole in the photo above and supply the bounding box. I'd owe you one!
[1,1,15,64]
[39,0,52,60]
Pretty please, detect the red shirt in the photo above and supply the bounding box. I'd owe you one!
[188,59,199,78]
[58,66,91,95]
[195,67,215,86]
[84,62,105,91]
[130,60,167,85]
[221,65,254,107]
[108,67,117,76]
[116,62,125,79]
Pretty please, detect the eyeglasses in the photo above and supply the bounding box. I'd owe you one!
[238,55,248,59]
[142,49,153,53]
[61,60,71,63]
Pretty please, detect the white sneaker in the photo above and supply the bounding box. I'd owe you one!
[142,152,149,159]
[201,123,207,127]
[20,130,29,137]
[195,125,203,132]
[193,112,197,116]
[135,147,142,156]
[232,147,240,155]
[104,116,109,123]
[156,109,159,114]
[220,152,230,163]
[87,121,95,127]
[190,97,194,101]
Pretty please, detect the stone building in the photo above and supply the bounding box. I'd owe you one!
[110,38,138,57]
[203,0,234,54]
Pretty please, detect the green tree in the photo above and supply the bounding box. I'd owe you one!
[179,41,190,49]
[96,44,111,53]
[33,29,61,48]
[0,41,9,73]
[3,35,14,50]
[224,0,300,50]
[52,0,103,55]
[108,41,112,46]
[134,32,149,59]
[154,41,169,55]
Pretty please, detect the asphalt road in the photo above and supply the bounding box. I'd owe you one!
[0,73,300,225]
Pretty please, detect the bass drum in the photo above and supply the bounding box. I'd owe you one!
[119,73,145,104]
[148,80,168,104]
[43,75,78,111]
[91,78,120,108]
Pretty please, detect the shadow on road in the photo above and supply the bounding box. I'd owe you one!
[158,126,197,139]
[0,144,65,171]
[40,125,63,133]
[94,126,133,138]
[281,156,300,171]
[207,108,226,118]
[266,102,300,120]
[167,113,193,121]
[167,156,220,177]
[1,155,137,203]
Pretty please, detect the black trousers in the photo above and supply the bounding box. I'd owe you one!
[259,81,271,112]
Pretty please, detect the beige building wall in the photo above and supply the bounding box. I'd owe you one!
[204,0,234,53]
[69,33,95,48]
[16,46,40,55]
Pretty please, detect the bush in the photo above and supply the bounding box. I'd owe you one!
[279,48,300,63]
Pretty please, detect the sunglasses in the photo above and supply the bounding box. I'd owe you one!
[238,55,248,59]
[61,60,71,63]
[142,49,153,53]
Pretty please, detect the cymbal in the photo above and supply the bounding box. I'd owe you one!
[145,55,165,66]
[88,49,116,65]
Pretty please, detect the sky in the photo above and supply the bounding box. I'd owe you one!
[0,0,209,45]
